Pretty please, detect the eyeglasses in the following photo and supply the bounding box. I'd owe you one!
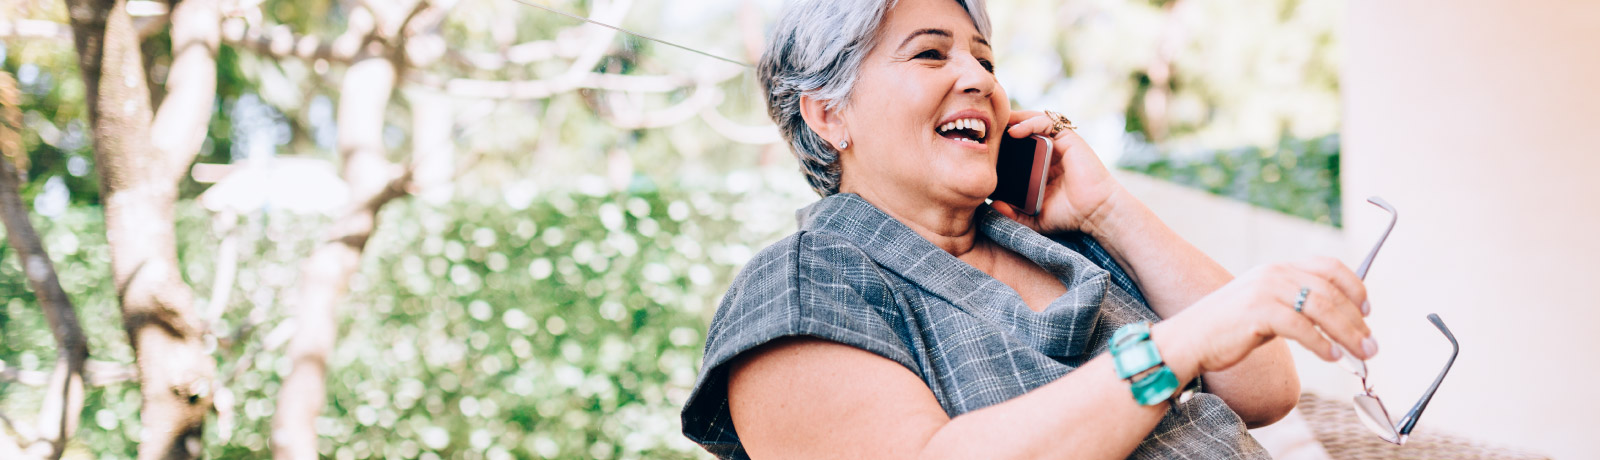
[1342,196,1461,445]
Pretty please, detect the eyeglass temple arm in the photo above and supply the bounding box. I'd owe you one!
[1355,196,1398,279]
[1397,313,1459,436]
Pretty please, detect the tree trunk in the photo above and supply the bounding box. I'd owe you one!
[1,70,89,460]
[63,1,218,459]
[271,55,406,460]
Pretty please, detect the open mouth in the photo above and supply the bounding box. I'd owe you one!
[936,117,988,145]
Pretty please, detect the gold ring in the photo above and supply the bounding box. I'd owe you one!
[1044,110,1076,137]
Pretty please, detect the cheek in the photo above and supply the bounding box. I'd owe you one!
[860,72,941,119]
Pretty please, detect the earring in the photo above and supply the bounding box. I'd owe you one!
[839,139,850,149]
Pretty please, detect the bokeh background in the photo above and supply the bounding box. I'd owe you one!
[1,0,1595,459]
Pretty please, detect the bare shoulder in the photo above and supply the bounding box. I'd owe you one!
[728,336,947,460]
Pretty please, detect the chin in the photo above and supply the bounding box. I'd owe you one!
[934,170,998,206]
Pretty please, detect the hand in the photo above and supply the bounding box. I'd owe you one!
[990,110,1122,235]
[1155,257,1375,376]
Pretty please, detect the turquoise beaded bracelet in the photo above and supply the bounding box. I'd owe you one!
[1109,322,1183,406]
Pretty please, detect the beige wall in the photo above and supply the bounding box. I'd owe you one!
[1341,1,1600,458]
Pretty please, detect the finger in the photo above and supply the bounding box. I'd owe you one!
[992,200,1019,220]
[1287,273,1375,359]
[1007,109,1043,126]
[1292,256,1369,315]
[1266,302,1342,362]
[990,201,1037,227]
[1006,115,1053,139]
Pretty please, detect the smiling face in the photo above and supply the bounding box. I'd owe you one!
[827,0,1009,208]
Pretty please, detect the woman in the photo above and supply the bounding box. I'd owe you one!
[682,0,1376,458]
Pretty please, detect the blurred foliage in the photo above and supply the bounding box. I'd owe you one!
[2,171,805,458]
[1121,133,1342,226]
[991,0,1344,224]
[1,8,98,209]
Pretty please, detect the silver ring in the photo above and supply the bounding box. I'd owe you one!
[1293,287,1311,313]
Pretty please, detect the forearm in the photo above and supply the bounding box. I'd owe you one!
[918,324,1198,460]
[1081,187,1298,426]
[1081,187,1230,316]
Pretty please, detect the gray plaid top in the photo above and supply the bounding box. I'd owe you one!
[682,193,1267,459]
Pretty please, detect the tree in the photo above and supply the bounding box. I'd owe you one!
[61,0,219,458]
[267,2,427,457]
[0,69,88,460]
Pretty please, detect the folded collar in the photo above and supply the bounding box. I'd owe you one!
[796,193,1111,357]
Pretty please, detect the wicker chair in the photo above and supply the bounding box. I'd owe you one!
[1295,393,1548,460]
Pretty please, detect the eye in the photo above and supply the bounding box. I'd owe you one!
[978,58,995,73]
[914,49,946,60]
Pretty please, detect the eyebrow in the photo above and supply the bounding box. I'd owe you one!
[898,28,952,50]
[897,28,991,51]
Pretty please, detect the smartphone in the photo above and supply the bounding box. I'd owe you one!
[989,134,1052,215]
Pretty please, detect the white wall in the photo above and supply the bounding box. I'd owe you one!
[1341,1,1600,457]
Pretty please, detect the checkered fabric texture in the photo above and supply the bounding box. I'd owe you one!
[682,193,1268,459]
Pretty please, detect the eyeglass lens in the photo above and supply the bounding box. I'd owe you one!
[1352,393,1400,444]
[1348,314,1458,446]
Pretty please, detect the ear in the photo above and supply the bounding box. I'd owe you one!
[798,94,849,150]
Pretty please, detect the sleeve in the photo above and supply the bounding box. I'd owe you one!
[680,231,919,459]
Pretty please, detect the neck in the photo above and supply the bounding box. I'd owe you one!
[841,180,984,258]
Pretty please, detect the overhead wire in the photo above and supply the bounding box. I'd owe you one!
[501,0,753,68]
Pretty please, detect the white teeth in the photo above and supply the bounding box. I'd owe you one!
[937,118,988,141]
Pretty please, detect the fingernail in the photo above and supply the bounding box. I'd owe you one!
[1361,300,1371,316]
[1329,344,1343,361]
[1362,336,1379,358]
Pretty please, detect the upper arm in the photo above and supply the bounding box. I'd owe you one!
[728,336,949,460]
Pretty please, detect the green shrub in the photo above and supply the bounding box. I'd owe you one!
[1,182,800,459]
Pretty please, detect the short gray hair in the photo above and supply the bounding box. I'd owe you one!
[759,0,992,197]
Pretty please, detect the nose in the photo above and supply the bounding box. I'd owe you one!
[954,52,994,98]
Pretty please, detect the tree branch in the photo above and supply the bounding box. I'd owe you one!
[0,4,167,42]
[444,39,569,71]
[389,0,434,41]
[0,425,29,460]
[409,64,742,100]
[0,410,40,457]
[64,0,215,458]
[698,100,781,145]
[405,88,453,201]
[600,83,718,129]
[202,212,241,331]
[0,359,135,387]
[149,0,219,183]
[595,81,780,144]
[1,68,88,460]
[219,10,376,65]
[0,19,71,41]
[272,52,402,460]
